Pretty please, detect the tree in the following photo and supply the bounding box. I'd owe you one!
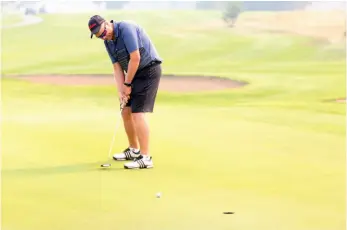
[222,2,242,27]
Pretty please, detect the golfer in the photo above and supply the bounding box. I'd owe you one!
[88,15,162,169]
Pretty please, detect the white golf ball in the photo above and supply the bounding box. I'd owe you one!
[156,192,161,198]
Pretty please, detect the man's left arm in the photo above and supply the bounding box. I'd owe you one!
[122,24,142,84]
[125,50,140,84]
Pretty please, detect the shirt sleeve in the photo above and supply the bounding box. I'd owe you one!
[104,41,117,64]
[121,23,141,54]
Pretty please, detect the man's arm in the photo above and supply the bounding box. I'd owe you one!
[104,41,126,100]
[125,50,140,84]
[113,62,125,92]
[121,23,142,84]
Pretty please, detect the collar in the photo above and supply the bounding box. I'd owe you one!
[110,20,120,39]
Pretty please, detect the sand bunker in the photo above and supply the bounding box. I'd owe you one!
[10,74,247,92]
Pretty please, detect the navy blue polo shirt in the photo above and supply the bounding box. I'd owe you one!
[104,20,162,73]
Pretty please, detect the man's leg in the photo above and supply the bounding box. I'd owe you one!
[123,64,161,169]
[122,106,139,149]
[131,112,149,155]
[112,106,141,161]
[124,111,153,169]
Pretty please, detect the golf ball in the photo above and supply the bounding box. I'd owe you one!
[156,192,161,198]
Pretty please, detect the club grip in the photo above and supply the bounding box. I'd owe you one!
[120,100,126,111]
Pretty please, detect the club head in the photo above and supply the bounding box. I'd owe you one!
[100,163,111,168]
[223,212,235,214]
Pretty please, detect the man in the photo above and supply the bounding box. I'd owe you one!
[88,15,162,169]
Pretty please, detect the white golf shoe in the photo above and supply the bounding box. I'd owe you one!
[124,155,153,169]
[113,147,140,161]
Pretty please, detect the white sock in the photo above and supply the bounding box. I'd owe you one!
[142,155,151,160]
[130,147,139,153]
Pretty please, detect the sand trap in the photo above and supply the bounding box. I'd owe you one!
[9,74,248,92]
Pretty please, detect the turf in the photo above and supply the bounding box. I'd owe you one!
[1,13,24,27]
[1,10,346,230]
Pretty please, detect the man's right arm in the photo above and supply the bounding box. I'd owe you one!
[104,41,125,101]
[113,62,125,91]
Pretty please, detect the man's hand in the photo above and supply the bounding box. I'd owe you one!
[118,92,126,104]
[122,84,131,102]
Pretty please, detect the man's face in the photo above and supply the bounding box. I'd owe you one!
[95,22,113,40]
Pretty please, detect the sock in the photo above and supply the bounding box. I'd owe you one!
[130,147,140,153]
[142,154,151,160]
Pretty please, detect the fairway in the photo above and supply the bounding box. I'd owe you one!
[1,9,346,230]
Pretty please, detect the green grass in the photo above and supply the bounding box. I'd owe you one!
[1,10,346,230]
[1,13,24,27]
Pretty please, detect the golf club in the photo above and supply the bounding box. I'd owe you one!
[100,100,126,168]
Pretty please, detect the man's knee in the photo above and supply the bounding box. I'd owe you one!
[131,112,146,124]
[122,107,132,121]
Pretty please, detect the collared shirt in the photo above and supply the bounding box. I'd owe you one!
[104,20,162,73]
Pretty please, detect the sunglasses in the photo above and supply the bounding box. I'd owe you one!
[97,26,107,39]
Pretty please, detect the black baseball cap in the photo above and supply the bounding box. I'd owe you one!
[88,15,105,38]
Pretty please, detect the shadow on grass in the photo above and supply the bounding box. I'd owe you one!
[2,161,129,176]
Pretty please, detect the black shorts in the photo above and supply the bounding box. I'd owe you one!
[126,63,162,113]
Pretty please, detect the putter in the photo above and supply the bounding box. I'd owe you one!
[100,101,126,168]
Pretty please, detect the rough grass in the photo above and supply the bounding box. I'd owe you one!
[236,10,346,43]
[1,13,24,27]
